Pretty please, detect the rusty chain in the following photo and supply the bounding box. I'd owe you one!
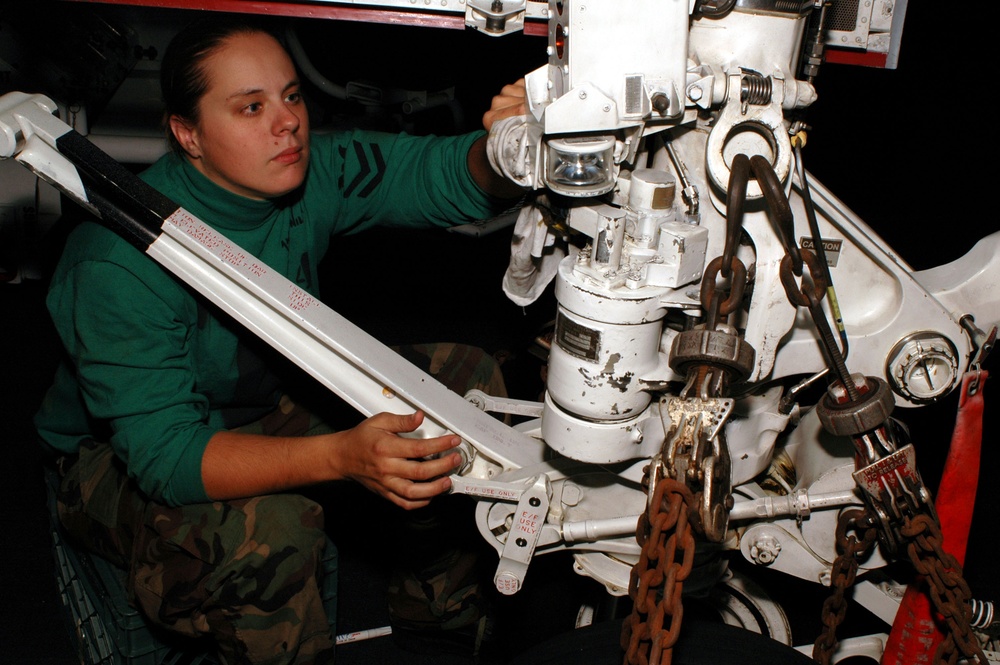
[812,508,879,664]
[622,153,753,664]
[622,472,697,665]
[700,255,747,333]
[808,447,990,665]
[901,513,989,665]
[620,148,991,665]
[762,150,989,664]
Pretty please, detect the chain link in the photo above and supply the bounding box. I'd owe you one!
[813,508,879,664]
[810,496,989,665]
[620,151,756,664]
[753,150,987,663]
[652,148,989,665]
[901,514,989,665]
[700,256,747,330]
[622,474,697,665]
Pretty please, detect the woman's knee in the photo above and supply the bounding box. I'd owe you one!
[133,493,332,630]
[220,494,330,586]
[250,493,327,550]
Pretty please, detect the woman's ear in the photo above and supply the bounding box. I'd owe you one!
[169,115,201,159]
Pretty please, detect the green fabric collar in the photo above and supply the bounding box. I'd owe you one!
[172,152,285,231]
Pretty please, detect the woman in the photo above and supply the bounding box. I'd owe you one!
[35,15,527,665]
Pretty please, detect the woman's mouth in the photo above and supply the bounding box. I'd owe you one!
[274,146,302,165]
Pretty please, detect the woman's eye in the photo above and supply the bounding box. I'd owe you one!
[243,102,262,115]
[286,92,302,104]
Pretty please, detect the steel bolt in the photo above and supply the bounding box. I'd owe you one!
[561,483,582,506]
[495,572,520,595]
[749,534,781,565]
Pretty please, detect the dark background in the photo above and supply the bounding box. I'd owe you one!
[1,2,996,664]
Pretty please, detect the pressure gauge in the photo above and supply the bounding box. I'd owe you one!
[885,332,960,404]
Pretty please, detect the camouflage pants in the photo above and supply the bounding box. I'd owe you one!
[392,342,508,408]
[54,342,507,665]
[56,431,334,665]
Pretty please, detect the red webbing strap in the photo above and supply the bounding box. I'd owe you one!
[881,370,988,664]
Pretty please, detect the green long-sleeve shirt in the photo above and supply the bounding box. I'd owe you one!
[35,129,500,506]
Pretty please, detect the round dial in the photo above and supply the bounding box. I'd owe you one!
[886,332,960,403]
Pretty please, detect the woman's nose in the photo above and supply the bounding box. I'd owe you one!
[275,105,300,133]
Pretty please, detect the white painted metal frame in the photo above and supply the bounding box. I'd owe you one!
[150,208,543,472]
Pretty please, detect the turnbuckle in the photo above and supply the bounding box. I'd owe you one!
[815,373,931,556]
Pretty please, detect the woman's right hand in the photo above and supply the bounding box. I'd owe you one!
[483,78,528,132]
[327,410,463,510]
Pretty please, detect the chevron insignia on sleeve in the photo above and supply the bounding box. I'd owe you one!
[343,141,386,198]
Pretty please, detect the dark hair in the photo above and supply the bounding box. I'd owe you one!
[160,15,286,154]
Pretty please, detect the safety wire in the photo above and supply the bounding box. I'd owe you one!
[778,130,850,414]
[791,131,848,355]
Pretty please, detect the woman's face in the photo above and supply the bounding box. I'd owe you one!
[171,31,310,200]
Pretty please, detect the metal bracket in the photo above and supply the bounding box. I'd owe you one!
[493,474,551,595]
[661,395,735,445]
[465,389,544,418]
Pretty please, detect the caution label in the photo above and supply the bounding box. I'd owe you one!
[799,237,843,267]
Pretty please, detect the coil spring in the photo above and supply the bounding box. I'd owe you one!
[740,70,772,106]
[773,0,810,13]
[971,598,995,630]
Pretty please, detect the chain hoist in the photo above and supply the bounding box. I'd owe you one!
[763,146,990,664]
[622,152,757,665]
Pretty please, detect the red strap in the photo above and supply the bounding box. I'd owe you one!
[881,370,987,664]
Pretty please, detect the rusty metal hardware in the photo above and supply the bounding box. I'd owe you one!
[759,150,986,664]
[622,460,697,665]
[622,153,762,663]
[901,514,989,665]
[813,508,879,665]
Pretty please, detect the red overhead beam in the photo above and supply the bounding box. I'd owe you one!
[824,47,889,69]
[61,0,548,35]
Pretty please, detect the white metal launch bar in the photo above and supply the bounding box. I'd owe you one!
[0,91,540,471]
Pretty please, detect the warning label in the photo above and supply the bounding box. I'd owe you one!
[799,237,843,267]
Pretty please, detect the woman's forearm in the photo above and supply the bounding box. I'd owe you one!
[201,429,337,500]
[199,411,464,509]
[467,134,526,200]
